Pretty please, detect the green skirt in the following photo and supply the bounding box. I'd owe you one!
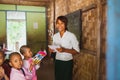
[55,60,73,80]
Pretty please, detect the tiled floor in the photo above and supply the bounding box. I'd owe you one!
[37,57,55,80]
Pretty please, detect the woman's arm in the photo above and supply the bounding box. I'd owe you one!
[56,47,79,55]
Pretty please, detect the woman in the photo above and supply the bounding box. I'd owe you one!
[49,16,80,80]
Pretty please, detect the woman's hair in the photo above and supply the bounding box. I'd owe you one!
[9,52,21,61]
[56,16,68,30]
[20,45,30,55]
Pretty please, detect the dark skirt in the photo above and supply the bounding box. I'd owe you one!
[55,59,73,80]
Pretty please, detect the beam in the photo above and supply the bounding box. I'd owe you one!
[0,0,50,6]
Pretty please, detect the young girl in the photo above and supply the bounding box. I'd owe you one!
[20,45,40,80]
[9,52,26,80]
[0,50,9,80]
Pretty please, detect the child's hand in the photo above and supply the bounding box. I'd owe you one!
[0,67,5,79]
[35,60,41,65]
[0,67,9,80]
[29,61,35,71]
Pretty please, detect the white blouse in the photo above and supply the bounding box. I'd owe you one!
[53,31,80,61]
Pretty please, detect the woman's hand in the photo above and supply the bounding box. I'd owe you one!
[56,47,65,52]
[56,47,79,54]
[48,47,54,53]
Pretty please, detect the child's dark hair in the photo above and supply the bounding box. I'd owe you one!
[20,45,30,54]
[9,52,21,61]
[0,50,5,58]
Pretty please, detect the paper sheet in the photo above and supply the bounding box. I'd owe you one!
[48,45,60,52]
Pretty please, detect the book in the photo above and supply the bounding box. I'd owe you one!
[32,50,47,64]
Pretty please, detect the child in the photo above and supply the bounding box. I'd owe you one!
[0,50,9,80]
[9,52,26,80]
[20,45,40,80]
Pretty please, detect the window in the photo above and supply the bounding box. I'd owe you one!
[7,11,26,52]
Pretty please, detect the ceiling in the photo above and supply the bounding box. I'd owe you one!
[0,0,52,6]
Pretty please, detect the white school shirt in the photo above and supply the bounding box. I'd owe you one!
[53,31,80,61]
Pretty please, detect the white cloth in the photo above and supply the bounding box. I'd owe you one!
[53,31,80,61]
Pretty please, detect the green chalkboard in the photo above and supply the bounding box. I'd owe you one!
[65,9,82,47]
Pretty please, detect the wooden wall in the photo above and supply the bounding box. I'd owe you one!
[48,0,107,80]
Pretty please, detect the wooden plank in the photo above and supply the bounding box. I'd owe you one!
[0,0,50,6]
[82,4,97,12]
